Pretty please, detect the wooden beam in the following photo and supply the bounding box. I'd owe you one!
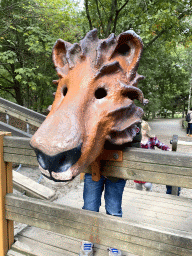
[3,136,38,166]
[0,121,32,138]
[6,162,14,250]
[0,132,14,256]
[13,171,57,201]
[0,97,45,127]
[5,194,192,255]
[3,136,192,187]
[3,136,31,149]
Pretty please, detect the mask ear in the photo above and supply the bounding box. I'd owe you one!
[109,30,143,82]
[52,39,81,77]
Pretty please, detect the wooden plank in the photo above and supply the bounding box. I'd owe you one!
[124,187,192,206]
[4,153,38,166]
[0,132,9,255]
[84,166,192,188]
[13,226,136,256]
[63,192,192,218]
[7,249,30,256]
[122,188,192,210]
[3,137,31,150]
[12,238,77,256]
[13,171,56,200]
[0,97,45,127]
[55,189,192,233]
[5,194,192,252]
[4,147,36,158]
[122,148,192,168]
[101,166,192,188]
[3,136,192,168]
[3,137,37,165]
[7,212,190,256]
[54,184,192,213]
[3,136,192,187]
[0,132,14,256]
[6,162,14,250]
[103,160,192,176]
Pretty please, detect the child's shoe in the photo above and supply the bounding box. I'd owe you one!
[108,247,122,256]
[144,182,152,191]
[79,241,93,256]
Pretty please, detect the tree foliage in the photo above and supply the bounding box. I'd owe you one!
[0,0,82,111]
[83,0,192,118]
[0,0,192,118]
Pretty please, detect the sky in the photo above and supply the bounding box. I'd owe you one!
[74,0,84,10]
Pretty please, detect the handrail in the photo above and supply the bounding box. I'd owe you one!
[3,136,192,188]
[0,121,31,138]
[0,97,45,127]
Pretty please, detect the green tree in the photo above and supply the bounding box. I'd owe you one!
[0,0,82,111]
[82,0,192,118]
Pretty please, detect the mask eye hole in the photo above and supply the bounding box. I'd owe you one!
[95,87,107,99]
[63,86,68,97]
[116,43,130,56]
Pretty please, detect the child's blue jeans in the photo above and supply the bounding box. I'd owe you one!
[83,173,126,217]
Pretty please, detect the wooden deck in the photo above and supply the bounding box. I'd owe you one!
[7,183,192,256]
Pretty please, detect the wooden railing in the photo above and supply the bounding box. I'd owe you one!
[0,97,45,137]
[0,97,45,128]
[1,132,192,255]
[3,135,192,188]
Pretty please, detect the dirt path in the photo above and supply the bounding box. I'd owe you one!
[126,118,192,197]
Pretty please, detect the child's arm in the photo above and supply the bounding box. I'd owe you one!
[153,137,171,151]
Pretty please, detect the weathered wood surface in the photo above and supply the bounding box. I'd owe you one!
[0,97,45,127]
[55,184,192,232]
[5,191,192,256]
[0,132,14,256]
[10,226,135,256]
[3,136,38,166]
[3,136,192,187]
[7,248,28,256]
[13,171,57,201]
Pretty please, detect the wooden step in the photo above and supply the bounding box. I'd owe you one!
[10,226,136,256]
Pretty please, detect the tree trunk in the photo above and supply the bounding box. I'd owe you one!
[105,0,117,37]
[85,0,93,30]
[14,83,23,106]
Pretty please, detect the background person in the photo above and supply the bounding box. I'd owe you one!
[134,120,171,191]
[186,107,192,136]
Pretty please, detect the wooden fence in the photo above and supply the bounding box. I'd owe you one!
[1,132,192,255]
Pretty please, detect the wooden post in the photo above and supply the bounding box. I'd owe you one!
[171,135,179,196]
[0,132,14,256]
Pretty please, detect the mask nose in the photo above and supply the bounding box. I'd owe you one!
[33,144,82,179]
